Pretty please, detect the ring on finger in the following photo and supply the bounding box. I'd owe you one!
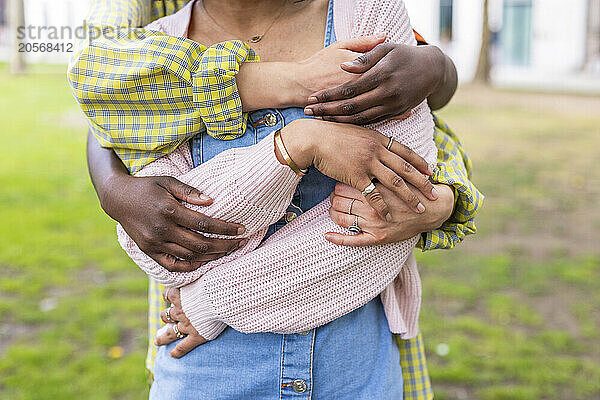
[348,199,356,215]
[165,305,175,323]
[386,137,394,150]
[173,323,185,339]
[348,216,361,234]
[361,182,376,197]
[163,287,171,303]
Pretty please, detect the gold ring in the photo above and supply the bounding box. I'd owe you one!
[172,323,185,339]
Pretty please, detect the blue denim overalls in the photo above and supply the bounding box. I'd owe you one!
[150,2,403,398]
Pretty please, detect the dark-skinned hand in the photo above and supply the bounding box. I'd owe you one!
[304,42,446,124]
[103,174,246,273]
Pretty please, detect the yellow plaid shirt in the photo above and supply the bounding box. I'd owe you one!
[69,2,485,400]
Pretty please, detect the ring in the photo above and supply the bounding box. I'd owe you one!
[348,199,356,215]
[163,287,171,303]
[165,305,175,323]
[361,182,376,197]
[172,323,185,339]
[348,216,361,234]
[386,137,394,150]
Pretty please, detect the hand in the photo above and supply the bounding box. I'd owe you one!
[304,43,447,124]
[279,118,438,218]
[326,182,454,246]
[292,35,387,103]
[155,288,207,358]
[102,174,246,272]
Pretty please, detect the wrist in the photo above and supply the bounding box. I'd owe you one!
[278,119,316,171]
[285,62,313,107]
[238,62,306,110]
[97,172,133,221]
[272,62,309,107]
[427,184,455,229]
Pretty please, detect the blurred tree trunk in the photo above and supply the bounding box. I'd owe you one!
[9,0,26,74]
[474,0,491,84]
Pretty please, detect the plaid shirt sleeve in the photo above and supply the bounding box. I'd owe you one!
[67,0,258,173]
[417,114,485,251]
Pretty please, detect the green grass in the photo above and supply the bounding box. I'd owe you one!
[0,66,599,399]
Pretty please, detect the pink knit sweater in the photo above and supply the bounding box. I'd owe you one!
[117,0,436,340]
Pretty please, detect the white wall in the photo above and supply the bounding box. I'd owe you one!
[529,0,588,73]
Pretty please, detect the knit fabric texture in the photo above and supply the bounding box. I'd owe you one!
[117,0,436,341]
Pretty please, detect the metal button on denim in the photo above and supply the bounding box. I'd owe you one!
[298,330,311,336]
[285,211,297,223]
[292,379,308,393]
[264,113,277,127]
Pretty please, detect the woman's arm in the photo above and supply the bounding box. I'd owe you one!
[118,117,436,287]
[158,109,437,342]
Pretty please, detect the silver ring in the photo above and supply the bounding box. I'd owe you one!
[163,287,171,303]
[165,305,175,323]
[386,137,394,150]
[173,323,185,339]
[361,182,376,197]
[348,216,361,233]
[348,199,356,215]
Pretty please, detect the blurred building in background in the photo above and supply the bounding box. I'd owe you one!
[1,0,600,93]
[405,0,600,93]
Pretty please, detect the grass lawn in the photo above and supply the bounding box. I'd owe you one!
[0,65,599,399]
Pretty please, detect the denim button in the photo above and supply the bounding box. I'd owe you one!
[264,113,277,127]
[285,211,297,223]
[292,379,308,393]
[298,330,311,336]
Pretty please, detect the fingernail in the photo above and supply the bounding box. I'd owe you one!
[428,166,435,175]
[304,108,314,116]
[386,213,392,222]
[431,187,439,199]
[239,239,249,248]
[341,61,355,68]
[307,96,318,104]
[199,194,211,201]
[417,203,425,213]
[237,227,246,235]
[376,32,386,39]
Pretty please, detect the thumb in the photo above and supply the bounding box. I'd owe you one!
[170,335,207,358]
[334,33,386,53]
[158,176,213,206]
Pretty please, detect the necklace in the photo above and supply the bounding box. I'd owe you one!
[201,0,289,43]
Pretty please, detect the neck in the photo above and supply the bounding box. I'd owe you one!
[202,0,289,30]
